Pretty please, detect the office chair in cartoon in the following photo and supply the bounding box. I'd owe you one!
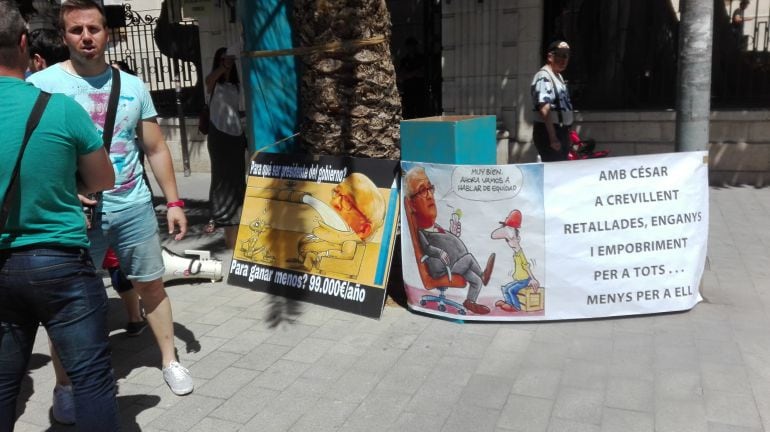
[404,197,467,315]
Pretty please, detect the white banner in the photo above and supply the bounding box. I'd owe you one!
[401,152,708,321]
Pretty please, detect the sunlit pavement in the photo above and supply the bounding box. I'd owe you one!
[14,173,770,432]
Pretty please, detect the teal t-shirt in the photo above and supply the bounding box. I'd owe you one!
[28,64,157,211]
[0,77,103,249]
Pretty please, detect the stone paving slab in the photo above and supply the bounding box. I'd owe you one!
[11,180,770,431]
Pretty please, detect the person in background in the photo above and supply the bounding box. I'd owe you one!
[0,3,118,429]
[203,46,247,249]
[27,28,69,73]
[732,0,753,50]
[28,0,194,408]
[530,40,574,162]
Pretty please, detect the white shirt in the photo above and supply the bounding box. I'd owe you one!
[209,82,243,136]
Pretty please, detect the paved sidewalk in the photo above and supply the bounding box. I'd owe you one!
[13,176,770,431]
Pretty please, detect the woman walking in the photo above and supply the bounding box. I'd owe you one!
[204,46,247,249]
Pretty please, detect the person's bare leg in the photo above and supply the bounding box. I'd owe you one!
[48,337,72,386]
[118,289,143,323]
[131,279,176,367]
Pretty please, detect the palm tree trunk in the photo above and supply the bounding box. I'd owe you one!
[293,0,401,159]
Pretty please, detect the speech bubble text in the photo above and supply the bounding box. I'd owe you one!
[451,166,523,201]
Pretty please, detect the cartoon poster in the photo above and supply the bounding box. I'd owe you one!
[401,151,708,321]
[228,153,399,319]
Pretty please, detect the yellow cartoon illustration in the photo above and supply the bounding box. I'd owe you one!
[298,173,386,278]
[404,166,495,315]
[237,173,388,280]
[491,210,544,313]
[240,212,276,264]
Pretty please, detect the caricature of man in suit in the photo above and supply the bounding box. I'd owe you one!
[405,166,494,315]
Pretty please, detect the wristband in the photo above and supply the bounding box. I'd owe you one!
[167,200,185,209]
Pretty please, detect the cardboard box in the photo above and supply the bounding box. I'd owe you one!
[401,115,497,165]
[517,287,544,312]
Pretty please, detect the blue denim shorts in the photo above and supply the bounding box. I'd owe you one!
[89,200,165,283]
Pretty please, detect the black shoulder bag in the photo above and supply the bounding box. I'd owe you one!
[83,67,121,226]
[103,67,121,151]
[0,91,52,233]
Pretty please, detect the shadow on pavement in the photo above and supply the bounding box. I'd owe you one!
[43,394,161,432]
[116,394,161,432]
[266,295,303,328]
[15,353,50,423]
[15,328,165,431]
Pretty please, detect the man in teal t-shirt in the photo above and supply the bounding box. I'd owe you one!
[0,3,118,428]
[0,80,103,249]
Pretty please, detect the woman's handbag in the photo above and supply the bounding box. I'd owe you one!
[198,104,210,135]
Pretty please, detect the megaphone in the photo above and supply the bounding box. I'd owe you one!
[162,247,223,283]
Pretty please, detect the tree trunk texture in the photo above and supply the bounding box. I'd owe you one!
[293,0,401,159]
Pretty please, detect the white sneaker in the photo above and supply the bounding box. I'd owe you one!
[52,384,75,425]
[162,361,194,395]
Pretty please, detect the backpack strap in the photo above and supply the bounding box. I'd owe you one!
[102,67,121,152]
[0,91,52,233]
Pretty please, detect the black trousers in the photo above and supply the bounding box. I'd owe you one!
[533,122,570,162]
[207,124,247,226]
